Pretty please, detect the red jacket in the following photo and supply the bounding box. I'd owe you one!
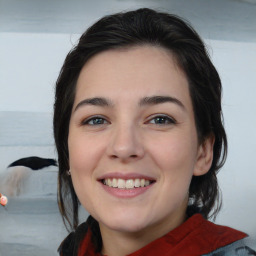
[59,214,250,256]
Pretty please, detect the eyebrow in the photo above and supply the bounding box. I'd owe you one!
[74,97,113,111]
[139,96,185,109]
[74,95,185,112]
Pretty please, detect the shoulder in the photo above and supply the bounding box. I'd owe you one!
[168,214,249,255]
[203,238,256,256]
[195,214,247,247]
[185,209,247,245]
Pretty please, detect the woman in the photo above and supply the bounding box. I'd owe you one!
[54,8,255,256]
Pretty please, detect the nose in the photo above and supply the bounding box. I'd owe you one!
[107,122,144,161]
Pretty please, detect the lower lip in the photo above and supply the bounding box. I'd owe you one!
[101,183,154,198]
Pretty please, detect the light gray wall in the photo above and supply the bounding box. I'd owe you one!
[1,0,256,42]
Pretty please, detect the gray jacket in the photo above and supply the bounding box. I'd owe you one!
[204,238,256,256]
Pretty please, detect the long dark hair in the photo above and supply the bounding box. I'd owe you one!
[54,8,227,252]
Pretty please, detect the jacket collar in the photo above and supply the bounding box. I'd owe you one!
[78,214,247,256]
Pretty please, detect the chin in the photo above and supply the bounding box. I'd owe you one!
[98,210,150,233]
[105,220,148,233]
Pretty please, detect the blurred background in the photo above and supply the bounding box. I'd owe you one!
[0,0,256,255]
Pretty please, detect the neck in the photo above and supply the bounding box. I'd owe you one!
[99,210,187,256]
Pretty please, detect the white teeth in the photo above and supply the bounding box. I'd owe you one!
[117,179,125,188]
[126,179,134,189]
[112,178,118,187]
[134,179,140,188]
[103,178,152,189]
[107,178,112,186]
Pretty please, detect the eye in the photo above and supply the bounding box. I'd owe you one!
[147,115,176,125]
[82,116,108,126]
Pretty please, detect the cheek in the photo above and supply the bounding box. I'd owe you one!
[68,134,103,213]
[68,133,105,174]
[152,136,197,206]
[68,132,108,203]
[148,132,198,200]
[149,132,198,173]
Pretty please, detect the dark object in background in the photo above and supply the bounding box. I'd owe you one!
[8,156,57,170]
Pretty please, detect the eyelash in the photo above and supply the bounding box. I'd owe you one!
[147,115,176,125]
[81,116,109,126]
[81,114,176,126]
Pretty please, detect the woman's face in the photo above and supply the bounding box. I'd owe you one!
[68,46,213,235]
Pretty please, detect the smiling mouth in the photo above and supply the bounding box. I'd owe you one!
[101,178,155,189]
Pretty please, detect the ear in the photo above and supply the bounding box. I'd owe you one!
[193,134,215,176]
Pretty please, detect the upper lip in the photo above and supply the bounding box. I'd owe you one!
[97,172,156,181]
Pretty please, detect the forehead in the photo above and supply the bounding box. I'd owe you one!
[75,46,190,104]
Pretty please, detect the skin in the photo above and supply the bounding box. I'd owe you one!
[68,46,214,256]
